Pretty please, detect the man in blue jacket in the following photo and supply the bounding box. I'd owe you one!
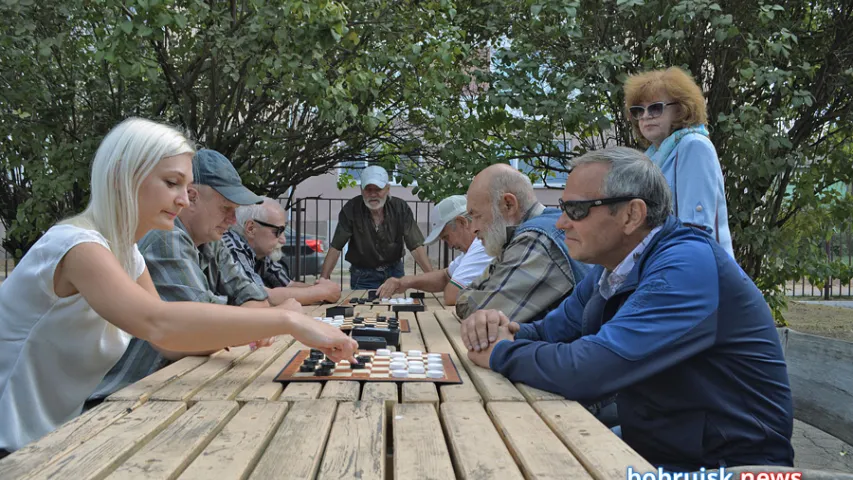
[462,147,794,471]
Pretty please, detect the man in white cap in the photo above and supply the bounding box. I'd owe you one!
[376,195,493,304]
[321,166,434,289]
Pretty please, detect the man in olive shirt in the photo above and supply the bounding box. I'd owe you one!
[321,166,433,289]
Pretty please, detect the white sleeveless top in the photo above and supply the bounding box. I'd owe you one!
[0,224,145,451]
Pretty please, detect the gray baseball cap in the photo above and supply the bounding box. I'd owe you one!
[192,149,263,205]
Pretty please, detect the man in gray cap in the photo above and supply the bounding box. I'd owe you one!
[376,195,492,305]
[87,149,287,402]
[320,165,433,289]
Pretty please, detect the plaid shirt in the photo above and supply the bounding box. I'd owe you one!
[455,204,576,323]
[222,230,291,288]
[88,218,268,400]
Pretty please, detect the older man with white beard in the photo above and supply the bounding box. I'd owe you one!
[321,166,433,289]
[223,198,342,305]
[456,164,590,327]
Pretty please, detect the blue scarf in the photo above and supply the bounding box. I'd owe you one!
[644,125,709,165]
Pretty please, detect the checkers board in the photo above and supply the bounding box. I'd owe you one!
[275,349,463,384]
[339,317,410,333]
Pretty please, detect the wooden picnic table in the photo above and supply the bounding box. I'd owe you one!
[0,290,653,480]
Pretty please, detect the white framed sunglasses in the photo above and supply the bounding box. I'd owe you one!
[629,102,679,120]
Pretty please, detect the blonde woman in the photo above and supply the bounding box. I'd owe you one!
[0,118,357,455]
[624,67,733,257]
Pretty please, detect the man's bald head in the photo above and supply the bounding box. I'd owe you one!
[466,163,538,256]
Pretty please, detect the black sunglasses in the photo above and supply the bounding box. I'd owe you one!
[253,219,286,237]
[629,102,678,120]
[558,197,649,221]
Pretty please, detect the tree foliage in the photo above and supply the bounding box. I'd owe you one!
[0,0,473,256]
[411,0,853,318]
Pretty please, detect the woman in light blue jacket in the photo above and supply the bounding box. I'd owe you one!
[623,67,734,257]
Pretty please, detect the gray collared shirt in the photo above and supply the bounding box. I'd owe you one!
[222,229,292,288]
[88,218,268,400]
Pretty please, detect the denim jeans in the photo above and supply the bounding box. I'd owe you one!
[350,261,405,290]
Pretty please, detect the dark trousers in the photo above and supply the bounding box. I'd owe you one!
[0,449,10,460]
[350,261,405,289]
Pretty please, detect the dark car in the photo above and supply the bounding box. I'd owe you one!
[278,226,326,277]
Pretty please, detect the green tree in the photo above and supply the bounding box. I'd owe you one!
[0,0,473,256]
[412,0,853,319]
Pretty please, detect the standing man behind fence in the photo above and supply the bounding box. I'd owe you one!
[320,166,433,289]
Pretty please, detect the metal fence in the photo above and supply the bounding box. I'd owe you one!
[285,197,458,287]
[786,233,853,299]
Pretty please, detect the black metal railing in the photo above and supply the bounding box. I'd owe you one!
[283,197,456,288]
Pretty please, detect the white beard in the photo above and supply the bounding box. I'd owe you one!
[363,195,388,211]
[481,205,511,257]
[268,246,283,263]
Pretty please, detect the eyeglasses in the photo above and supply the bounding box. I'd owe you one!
[253,219,286,237]
[628,102,679,120]
[558,197,650,221]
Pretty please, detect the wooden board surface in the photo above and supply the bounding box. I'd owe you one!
[435,310,525,402]
[193,339,294,401]
[26,401,187,480]
[533,400,654,479]
[487,402,592,479]
[0,401,134,479]
[393,403,455,480]
[279,382,323,402]
[397,311,426,352]
[440,402,524,480]
[178,402,290,480]
[249,400,337,480]
[417,312,482,404]
[236,342,306,402]
[317,401,386,480]
[402,382,439,406]
[361,382,398,418]
[106,401,239,480]
[515,382,565,402]
[149,348,253,402]
[107,356,209,404]
[320,380,361,401]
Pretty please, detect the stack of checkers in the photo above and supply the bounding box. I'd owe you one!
[379,297,418,305]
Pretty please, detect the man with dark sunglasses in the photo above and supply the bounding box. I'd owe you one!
[461,147,794,471]
[223,198,342,305]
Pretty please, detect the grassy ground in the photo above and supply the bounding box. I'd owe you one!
[784,300,853,342]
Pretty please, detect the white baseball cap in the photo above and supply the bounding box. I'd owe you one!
[361,165,390,189]
[424,195,468,245]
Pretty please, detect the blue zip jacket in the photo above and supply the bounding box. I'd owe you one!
[490,216,793,470]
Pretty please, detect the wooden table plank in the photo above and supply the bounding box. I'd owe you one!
[106,401,239,480]
[249,399,337,480]
[106,356,209,405]
[317,401,386,480]
[148,347,253,402]
[0,402,135,479]
[487,402,592,479]
[533,400,654,479]
[279,382,323,401]
[193,338,294,401]
[515,383,565,402]
[361,383,398,418]
[435,310,525,402]
[417,312,482,404]
[178,401,290,480]
[236,342,305,402]
[320,380,361,401]
[424,294,445,310]
[440,402,524,480]
[401,382,439,407]
[398,311,426,352]
[353,304,374,317]
[25,401,187,480]
[393,403,455,480]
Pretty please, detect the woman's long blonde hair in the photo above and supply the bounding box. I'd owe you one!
[63,118,195,274]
